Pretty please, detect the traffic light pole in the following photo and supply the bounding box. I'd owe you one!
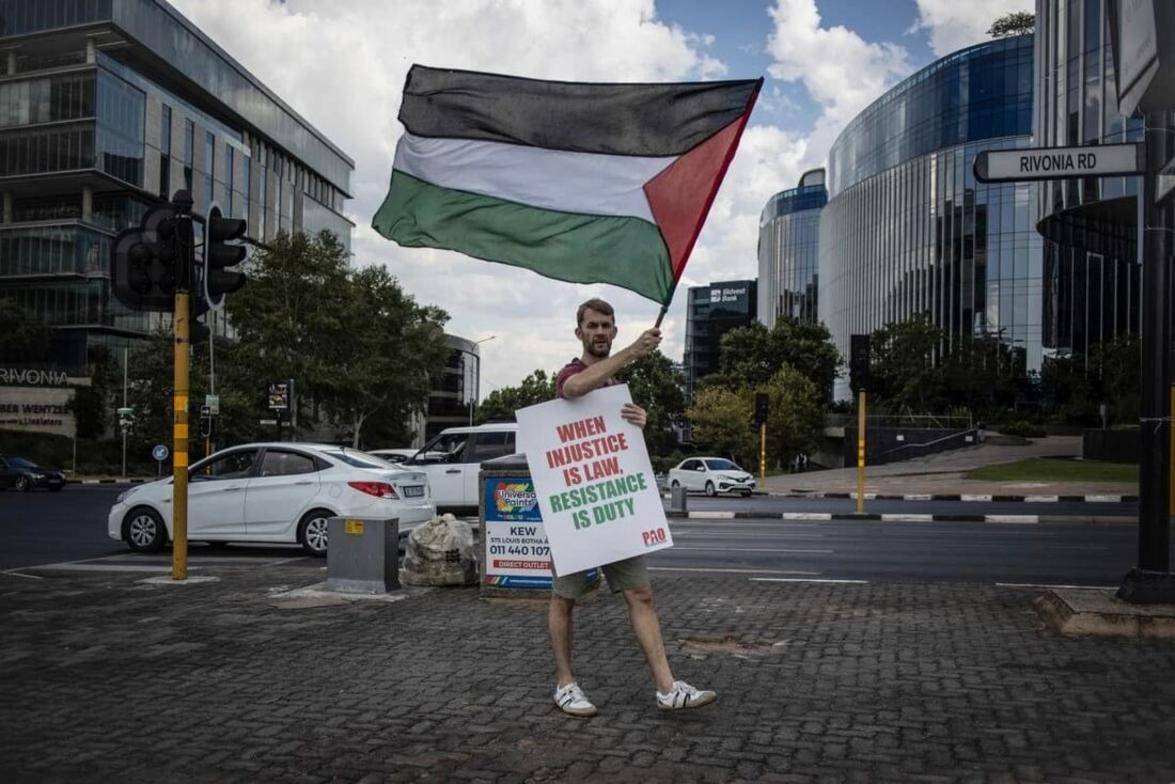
[170,194,194,582]
[856,390,866,515]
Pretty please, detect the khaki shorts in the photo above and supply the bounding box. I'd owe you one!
[552,555,650,600]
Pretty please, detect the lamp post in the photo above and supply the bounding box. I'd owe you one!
[470,335,496,425]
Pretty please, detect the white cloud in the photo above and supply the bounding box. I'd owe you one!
[911,0,1035,57]
[766,0,913,155]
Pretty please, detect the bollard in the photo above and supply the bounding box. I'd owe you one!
[325,517,400,594]
[670,484,688,513]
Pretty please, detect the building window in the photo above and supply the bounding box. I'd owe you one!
[242,155,251,222]
[159,104,171,198]
[205,131,214,207]
[225,145,233,213]
[183,119,193,192]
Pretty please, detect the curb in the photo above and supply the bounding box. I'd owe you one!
[770,492,1138,503]
[67,478,150,485]
[665,510,1138,525]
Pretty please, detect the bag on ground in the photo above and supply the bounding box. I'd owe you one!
[401,513,478,586]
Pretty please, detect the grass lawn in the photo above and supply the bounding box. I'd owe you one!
[966,457,1138,483]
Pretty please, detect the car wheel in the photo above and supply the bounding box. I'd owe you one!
[704,481,716,497]
[123,507,167,552]
[741,490,753,497]
[15,475,30,492]
[297,509,333,557]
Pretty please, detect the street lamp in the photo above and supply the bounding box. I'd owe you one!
[470,335,496,425]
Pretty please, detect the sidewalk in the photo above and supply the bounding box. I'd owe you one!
[762,436,1139,499]
[1,566,1173,782]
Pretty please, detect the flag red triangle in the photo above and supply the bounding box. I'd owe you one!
[643,106,755,286]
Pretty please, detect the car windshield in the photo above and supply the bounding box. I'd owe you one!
[704,459,740,471]
[322,449,396,469]
[8,457,36,468]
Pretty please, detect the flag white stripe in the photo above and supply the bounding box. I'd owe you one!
[394,132,674,223]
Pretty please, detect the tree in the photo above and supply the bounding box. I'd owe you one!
[714,318,841,405]
[616,349,685,457]
[763,365,823,468]
[0,298,52,364]
[69,346,118,439]
[988,11,1034,38]
[475,370,556,424]
[686,386,757,466]
[868,313,946,412]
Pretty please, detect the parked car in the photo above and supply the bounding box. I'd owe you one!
[107,443,435,557]
[404,423,518,511]
[667,457,755,497]
[0,455,66,491]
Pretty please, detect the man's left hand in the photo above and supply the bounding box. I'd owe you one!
[621,403,647,429]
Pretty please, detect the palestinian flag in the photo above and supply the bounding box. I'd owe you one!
[372,65,762,306]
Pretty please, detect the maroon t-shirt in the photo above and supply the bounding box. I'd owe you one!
[555,358,618,399]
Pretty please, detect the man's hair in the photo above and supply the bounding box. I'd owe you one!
[576,298,614,326]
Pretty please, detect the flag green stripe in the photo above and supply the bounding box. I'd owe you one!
[373,171,673,304]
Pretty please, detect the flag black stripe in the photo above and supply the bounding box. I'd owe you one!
[400,65,761,157]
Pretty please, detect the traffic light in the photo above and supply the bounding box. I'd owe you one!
[753,392,769,425]
[850,334,871,391]
[203,205,247,309]
[112,204,180,311]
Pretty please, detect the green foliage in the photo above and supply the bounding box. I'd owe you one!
[967,457,1136,483]
[0,298,52,363]
[762,364,823,465]
[713,318,841,404]
[686,386,757,466]
[68,347,118,439]
[867,313,944,410]
[476,369,557,424]
[988,11,1034,38]
[616,349,685,457]
[998,420,1047,439]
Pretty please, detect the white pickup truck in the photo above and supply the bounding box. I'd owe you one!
[402,423,518,511]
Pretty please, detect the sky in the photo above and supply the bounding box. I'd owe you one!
[169,0,1032,400]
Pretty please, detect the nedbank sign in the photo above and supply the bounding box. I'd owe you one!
[0,367,71,387]
[974,143,1144,183]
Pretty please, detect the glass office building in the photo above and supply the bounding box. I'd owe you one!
[758,168,826,328]
[0,0,354,372]
[683,280,756,400]
[819,35,1039,400]
[1034,0,1148,362]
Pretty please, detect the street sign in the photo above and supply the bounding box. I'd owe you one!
[973,144,1144,183]
[259,418,277,425]
[267,380,293,411]
[1107,0,1175,117]
[152,444,170,462]
[205,394,219,415]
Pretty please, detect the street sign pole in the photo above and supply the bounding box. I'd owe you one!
[170,192,194,583]
[856,390,866,515]
[1118,111,1174,602]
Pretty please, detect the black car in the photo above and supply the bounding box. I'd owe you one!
[0,455,66,491]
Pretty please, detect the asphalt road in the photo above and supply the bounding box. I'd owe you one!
[0,485,1148,586]
[679,494,1137,517]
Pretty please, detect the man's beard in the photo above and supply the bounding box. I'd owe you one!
[586,340,611,358]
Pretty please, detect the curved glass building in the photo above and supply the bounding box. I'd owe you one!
[818,35,1039,400]
[757,168,826,328]
[1034,0,1145,362]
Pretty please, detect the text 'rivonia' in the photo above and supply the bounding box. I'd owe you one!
[1019,151,1098,174]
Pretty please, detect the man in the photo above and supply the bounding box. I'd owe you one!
[549,297,717,717]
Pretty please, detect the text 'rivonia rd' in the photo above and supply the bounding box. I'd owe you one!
[1019,150,1100,174]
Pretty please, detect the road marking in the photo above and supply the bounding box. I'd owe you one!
[985,515,1039,524]
[996,582,1117,590]
[750,577,869,584]
[687,511,736,519]
[649,566,819,576]
[904,494,933,501]
[961,494,993,502]
[669,546,833,554]
[672,532,827,539]
[880,514,935,522]
[1085,495,1122,503]
[19,564,185,573]
[782,512,831,520]
[0,569,44,579]
[1024,495,1060,503]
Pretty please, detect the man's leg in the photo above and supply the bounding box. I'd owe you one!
[548,593,577,687]
[622,586,675,693]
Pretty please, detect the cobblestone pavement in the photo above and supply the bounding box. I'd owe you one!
[2,567,1173,783]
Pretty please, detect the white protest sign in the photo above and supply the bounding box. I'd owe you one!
[516,383,672,576]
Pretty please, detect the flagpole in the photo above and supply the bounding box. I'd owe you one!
[654,304,669,329]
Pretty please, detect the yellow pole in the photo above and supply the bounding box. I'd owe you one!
[172,291,190,581]
[856,389,866,515]
[759,422,766,483]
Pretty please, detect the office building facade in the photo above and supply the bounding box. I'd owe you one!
[819,34,1041,400]
[0,0,354,372]
[683,280,756,399]
[757,168,826,329]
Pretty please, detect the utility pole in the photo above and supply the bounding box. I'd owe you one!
[171,191,194,582]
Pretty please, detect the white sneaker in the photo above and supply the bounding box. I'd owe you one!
[553,681,598,717]
[656,680,717,710]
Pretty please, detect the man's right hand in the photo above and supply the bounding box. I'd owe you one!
[628,328,662,359]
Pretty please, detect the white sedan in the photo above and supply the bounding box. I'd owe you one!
[667,457,756,497]
[107,442,435,557]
